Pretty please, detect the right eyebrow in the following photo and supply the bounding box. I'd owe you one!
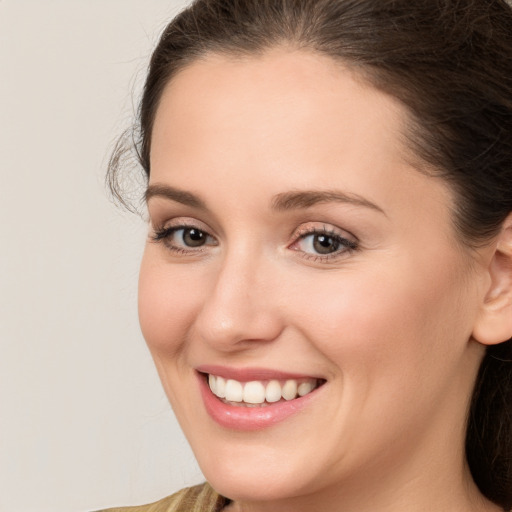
[145,184,207,210]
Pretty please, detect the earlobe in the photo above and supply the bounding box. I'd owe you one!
[472,214,512,346]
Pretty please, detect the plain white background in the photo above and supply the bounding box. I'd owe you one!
[0,1,204,511]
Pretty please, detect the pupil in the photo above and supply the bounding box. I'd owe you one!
[313,234,338,254]
[184,228,206,247]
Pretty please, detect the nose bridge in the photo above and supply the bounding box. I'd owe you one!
[194,241,282,349]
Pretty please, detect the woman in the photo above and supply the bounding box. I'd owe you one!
[101,0,512,511]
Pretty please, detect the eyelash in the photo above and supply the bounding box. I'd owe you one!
[150,223,359,261]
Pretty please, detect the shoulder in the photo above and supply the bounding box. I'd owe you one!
[95,482,228,512]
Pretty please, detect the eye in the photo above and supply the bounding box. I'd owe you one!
[177,227,208,247]
[304,233,342,255]
[290,226,358,260]
[151,224,218,253]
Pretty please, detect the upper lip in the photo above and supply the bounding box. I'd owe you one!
[196,365,325,382]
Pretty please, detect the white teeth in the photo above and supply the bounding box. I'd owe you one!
[208,374,320,405]
[224,379,243,402]
[282,380,298,401]
[215,376,226,398]
[298,381,314,397]
[209,375,227,399]
[265,380,282,403]
[243,381,266,404]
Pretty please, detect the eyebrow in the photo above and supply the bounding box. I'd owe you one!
[271,190,386,215]
[145,184,208,210]
[145,184,386,216]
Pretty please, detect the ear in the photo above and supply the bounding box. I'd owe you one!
[472,213,512,346]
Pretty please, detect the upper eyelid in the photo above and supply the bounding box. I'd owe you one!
[152,224,216,242]
[151,216,214,233]
[292,223,357,242]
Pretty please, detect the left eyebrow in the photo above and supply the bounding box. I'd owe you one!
[271,190,387,216]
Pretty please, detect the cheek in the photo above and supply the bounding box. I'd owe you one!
[137,251,205,429]
[138,250,200,358]
[290,254,472,386]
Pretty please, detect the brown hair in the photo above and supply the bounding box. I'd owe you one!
[108,0,512,508]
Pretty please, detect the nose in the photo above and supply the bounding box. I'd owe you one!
[193,249,284,351]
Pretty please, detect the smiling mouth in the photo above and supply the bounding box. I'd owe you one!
[205,373,326,407]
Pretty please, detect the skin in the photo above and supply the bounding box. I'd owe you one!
[138,49,506,512]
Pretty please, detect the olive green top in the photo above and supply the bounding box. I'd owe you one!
[96,483,512,511]
[96,483,229,512]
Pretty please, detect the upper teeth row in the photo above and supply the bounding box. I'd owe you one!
[208,374,318,404]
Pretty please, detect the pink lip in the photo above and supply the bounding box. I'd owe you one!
[196,368,325,431]
[196,364,320,382]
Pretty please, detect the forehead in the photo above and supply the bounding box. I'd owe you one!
[150,48,411,174]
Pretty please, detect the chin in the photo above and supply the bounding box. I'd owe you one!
[191,436,334,504]
[203,462,312,503]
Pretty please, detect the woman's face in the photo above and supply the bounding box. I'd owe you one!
[139,49,487,505]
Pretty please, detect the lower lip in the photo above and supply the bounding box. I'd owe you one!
[197,373,322,431]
